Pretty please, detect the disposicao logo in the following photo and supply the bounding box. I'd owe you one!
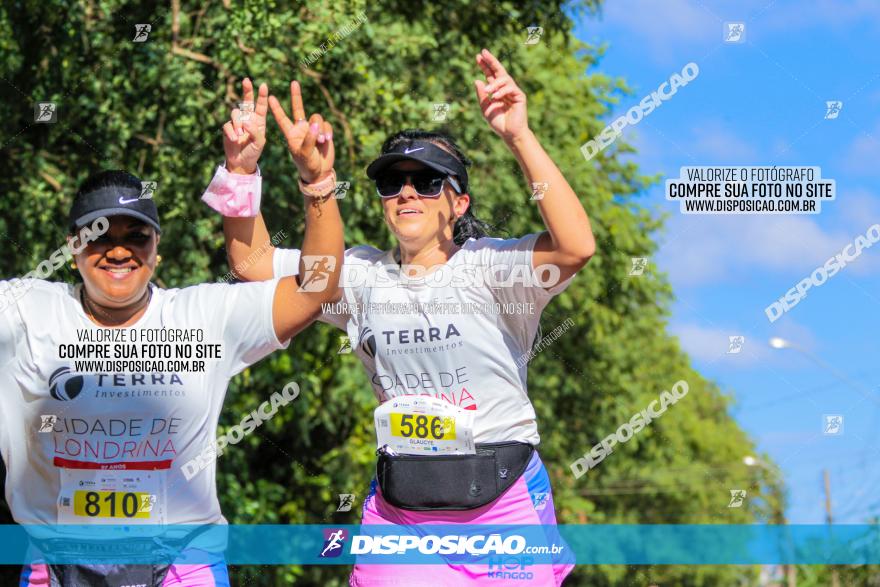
[319,529,348,558]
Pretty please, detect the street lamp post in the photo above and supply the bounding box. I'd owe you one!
[744,455,795,587]
[767,337,862,587]
[768,337,877,404]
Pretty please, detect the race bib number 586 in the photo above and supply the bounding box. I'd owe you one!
[390,413,455,441]
[375,397,475,455]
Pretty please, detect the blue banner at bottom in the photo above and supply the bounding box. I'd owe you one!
[1,524,878,565]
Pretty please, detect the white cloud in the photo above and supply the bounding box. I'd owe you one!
[659,215,830,286]
[839,188,880,228]
[596,0,880,65]
[671,319,819,370]
[758,0,880,32]
[671,324,769,365]
[622,129,667,175]
[636,119,760,173]
[690,120,758,162]
[841,125,880,175]
[771,137,800,159]
[839,188,880,223]
[836,189,880,276]
[657,206,880,286]
[599,0,717,62]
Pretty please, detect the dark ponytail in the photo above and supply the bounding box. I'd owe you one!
[380,129,493,245]
[453,207,492,245]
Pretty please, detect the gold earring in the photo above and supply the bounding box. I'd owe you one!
[156,255,162,264]
[70,261,77,270]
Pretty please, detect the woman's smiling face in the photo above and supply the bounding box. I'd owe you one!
[380,159,470,246]
[72,216,159,308]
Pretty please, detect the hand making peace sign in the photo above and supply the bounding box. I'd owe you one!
[268,81,335,184]
[223,78,269,175]
[473,49,529,142]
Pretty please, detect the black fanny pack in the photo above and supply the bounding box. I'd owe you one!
[376,441,535,511]
[45,564,171,587]
[28,525,216,587]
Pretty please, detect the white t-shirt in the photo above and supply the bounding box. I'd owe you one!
[0,278,286,526]
[273,234,573,445]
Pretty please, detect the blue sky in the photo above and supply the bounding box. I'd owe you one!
[574,0,880,523]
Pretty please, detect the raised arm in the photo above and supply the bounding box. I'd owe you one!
[272,195,342,342]
[219,78,281,281]
[214,78,342,340]
[223,213,277,281]
[267,81,343,341]
[473,49,596,283]
[220,79,337,283]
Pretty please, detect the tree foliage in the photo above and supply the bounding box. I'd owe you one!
[0,1,788,584]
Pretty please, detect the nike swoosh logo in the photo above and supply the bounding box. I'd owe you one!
[403,147,424,154]
[118,197,139,204]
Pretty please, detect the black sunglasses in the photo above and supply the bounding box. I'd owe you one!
[374,170,462,198]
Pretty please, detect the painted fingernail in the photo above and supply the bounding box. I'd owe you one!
[318,134,325,144]
[310,123,319,135]
[327,130,333,140]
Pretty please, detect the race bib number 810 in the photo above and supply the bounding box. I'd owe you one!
[58,469,166,527]
[73,490,155,519]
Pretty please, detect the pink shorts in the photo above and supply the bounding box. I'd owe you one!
[350,451,574,586]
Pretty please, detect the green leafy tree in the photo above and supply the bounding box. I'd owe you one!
[0,1,797,584]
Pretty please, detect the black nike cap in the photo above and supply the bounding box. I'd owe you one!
[366,140,469,192]
[69,174,161,233]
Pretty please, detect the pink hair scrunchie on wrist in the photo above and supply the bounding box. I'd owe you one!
[201,164,262,217]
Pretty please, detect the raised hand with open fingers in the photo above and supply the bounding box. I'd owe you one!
[473,49,529,142]
[223,78,269,174]
[268,80,334,183]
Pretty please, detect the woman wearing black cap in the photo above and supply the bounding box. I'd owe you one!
[214,50,593,585]
[0,79,342,586]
